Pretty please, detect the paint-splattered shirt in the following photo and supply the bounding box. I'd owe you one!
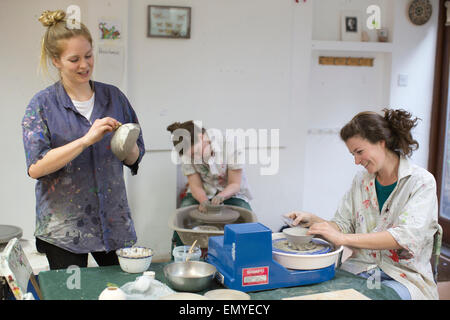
[181,138,252,203]
[332,157,439,299]
[22,81,145,254]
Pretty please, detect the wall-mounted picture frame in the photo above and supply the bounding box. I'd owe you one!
[147,5,191,39]
[341,11,361,41]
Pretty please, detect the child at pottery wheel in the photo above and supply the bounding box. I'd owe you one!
[285,109,439,300]
[21,10,145,270]
[167,121,253,254]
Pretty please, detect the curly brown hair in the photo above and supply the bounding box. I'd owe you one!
[340,108,420,157]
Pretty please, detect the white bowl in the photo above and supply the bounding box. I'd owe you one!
[204,289,250,300]
[98,286,127,300]
[283,227,314,247]
[116,246,153,273]
[159,293,209,300]
[272,233,343,270]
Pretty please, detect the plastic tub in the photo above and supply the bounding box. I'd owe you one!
[172,245,201,262]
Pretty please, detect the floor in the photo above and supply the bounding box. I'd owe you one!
[3,238,450,299]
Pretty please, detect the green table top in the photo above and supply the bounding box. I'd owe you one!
[37,263,400,300]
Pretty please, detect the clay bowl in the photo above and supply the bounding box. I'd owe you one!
[283,227,314,248]
[110,123,141,161]
[204,202,224,213]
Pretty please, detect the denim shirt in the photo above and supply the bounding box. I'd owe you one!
[22,81,145,254]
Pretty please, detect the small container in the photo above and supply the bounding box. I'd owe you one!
[116,246,153,273]
[172,245,201,262]
[98,286,126,300]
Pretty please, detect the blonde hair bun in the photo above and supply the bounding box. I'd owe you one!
[39,10,66,27]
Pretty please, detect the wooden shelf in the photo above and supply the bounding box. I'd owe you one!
[311,40,393,53]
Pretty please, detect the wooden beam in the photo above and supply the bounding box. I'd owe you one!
[319,56,374,67]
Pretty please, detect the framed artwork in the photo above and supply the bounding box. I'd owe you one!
[341,11,361,41]
[147,5,191,39]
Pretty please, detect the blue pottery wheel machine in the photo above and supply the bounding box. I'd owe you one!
[207,222,341,292]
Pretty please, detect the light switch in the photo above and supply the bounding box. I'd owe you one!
[398,74,408,87]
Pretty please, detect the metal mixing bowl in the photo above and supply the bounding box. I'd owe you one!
[163,261,216,292]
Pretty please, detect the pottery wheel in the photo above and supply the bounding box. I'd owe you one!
[189,207,240,224]
[0,225,23,244]
[272,238,331,255]
[192,225,222,231]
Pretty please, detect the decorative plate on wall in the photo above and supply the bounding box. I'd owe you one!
[408,0,433,25]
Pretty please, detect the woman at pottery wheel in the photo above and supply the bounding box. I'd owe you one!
[167,120,253,251]
[285,109,439,300]
[21,10,145,270]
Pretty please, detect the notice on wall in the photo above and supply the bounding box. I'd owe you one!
[95,44,125,88]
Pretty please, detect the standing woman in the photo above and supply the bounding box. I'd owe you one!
[22,10,145,270]
[286,109,439,300]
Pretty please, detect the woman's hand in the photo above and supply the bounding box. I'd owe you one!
[308,222,347,246]
[198,200,209,213]
[284,211,324,227]
[82,117,121,147]
[211,195,225,206]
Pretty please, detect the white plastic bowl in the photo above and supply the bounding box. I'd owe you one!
[116,246,153,273]
[272,233,343,270]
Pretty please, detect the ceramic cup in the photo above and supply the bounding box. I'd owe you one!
[283,227,314,248]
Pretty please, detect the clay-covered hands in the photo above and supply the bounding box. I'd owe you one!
[283,211,323,228]
[198,200,209,213]
[82,117,121,148]
[308,222,346,247]
[211,195,225,206]
[284,211,346,246]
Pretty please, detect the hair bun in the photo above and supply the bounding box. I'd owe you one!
[39,10,66,27]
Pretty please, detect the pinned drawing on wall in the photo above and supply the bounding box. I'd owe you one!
[95,17,125,89]
[147,5,191,39]
[341,11,362,41]
[98,19,122,41]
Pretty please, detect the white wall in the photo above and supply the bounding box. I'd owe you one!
[126,0,314,258]
[389,0,439,167]
[302,0,439,221]
[0,0,439,261]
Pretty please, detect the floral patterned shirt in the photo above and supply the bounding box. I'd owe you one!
[332,157,439,299]
[181,138,252,202]
[22,81,145,254]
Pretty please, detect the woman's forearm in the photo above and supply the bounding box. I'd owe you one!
[343,231,402,250]
[190,186,208,204]
[217,183,240,200]
[28,136,88,179]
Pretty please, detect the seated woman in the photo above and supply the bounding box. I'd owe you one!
[167,121,253,251]
[286,109,439,300]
